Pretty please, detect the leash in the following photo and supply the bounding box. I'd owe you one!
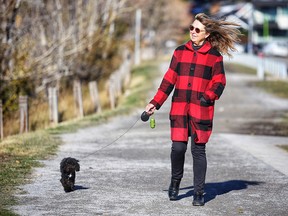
[81,116,141,159]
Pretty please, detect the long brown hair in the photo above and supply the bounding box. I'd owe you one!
[195,13,242,57]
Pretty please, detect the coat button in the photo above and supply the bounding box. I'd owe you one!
[188,83,191,87]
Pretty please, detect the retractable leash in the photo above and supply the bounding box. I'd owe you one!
[81,111,155,159]
[141,111,156,129]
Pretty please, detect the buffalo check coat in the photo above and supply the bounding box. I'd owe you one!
[150,40,226,143]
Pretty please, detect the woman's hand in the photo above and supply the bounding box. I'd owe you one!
[145,103,156,115]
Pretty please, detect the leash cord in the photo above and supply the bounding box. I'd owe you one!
[83,116,140,158]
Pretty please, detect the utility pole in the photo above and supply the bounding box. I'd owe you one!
[248,3,254,55]
[134,9,141,65]
[0,100,3,139]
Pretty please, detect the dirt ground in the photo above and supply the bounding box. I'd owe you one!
[213,72,288,140]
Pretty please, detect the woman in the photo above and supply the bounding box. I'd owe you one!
[145,13,241,206]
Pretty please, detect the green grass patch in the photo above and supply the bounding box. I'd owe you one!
[0,131,60,215]
[275,113,288,152]
[253,80,288,99]
[278,145,288,152]
[224,62,256,75]
[0,59,161,215]
[121,61,159,107]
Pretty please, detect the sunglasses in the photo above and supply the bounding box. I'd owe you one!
[189,25,205,33]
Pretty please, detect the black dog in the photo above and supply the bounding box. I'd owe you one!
[60,157,80,192]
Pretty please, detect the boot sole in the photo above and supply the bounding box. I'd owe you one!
[192,202,205,206]
[169,197,178,201]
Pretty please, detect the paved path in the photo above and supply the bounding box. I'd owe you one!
[12,63,288,216]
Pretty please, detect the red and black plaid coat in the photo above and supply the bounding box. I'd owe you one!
[150,40,226,143]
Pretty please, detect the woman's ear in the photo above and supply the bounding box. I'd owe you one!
[205,32,210,39]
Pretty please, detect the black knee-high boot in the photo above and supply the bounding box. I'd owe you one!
[168,178,181,200]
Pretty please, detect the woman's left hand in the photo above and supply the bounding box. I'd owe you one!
[145,103,156,115]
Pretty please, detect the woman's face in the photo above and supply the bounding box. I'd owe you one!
[189,19,210,46]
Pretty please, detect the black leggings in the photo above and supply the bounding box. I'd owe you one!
[170,139,207,194]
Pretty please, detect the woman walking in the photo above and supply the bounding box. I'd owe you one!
[145,13,241,206]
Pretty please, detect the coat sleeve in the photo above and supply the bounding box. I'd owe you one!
[203,55,226,102]
[150,51,178,109]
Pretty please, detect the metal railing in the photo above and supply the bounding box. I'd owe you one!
[225,53,287,79]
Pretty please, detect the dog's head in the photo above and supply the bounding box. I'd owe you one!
[60,157,80,172]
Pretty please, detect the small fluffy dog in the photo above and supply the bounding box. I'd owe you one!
[60,157,80,192]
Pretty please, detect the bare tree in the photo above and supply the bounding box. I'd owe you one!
[0,0,22,82]
[126,0,191,56]
[0,0,190,114]
[5,0,129,93]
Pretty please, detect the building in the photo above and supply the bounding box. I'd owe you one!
[189,0,288,55]
[252,0,288,44]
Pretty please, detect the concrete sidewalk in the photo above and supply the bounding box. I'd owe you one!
[12,63,288,216]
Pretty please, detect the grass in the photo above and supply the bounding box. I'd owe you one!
[279,145,288,152]
[0,131,60,215]
[254,80,288,99]
[0,59,161,215]
[224,62,257,75]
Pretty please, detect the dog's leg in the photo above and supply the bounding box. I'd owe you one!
[71,172,76,185]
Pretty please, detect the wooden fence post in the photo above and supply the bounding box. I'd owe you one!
[19,96,29,133]
[48,87,59,124]
[108,54,132,110]
[89,81,101,113]
[108,76,116,109]
[0,100,3,140]
[123,56,131,88]
[73,79,84,118]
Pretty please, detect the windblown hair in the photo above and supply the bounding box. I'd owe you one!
[195,13,242,57]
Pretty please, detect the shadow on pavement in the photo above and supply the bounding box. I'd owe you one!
[166,180,264,202]
[74,185,90,190]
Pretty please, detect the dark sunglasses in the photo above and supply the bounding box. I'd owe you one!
[189,25,205,33]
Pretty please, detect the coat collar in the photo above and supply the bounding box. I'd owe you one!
[185,40,212,54]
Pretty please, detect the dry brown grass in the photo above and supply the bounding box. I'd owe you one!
[2,79,114,139]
